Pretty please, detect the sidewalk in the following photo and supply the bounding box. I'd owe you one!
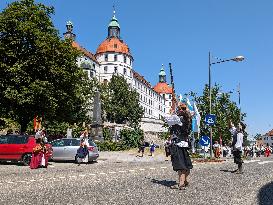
[98,149,167,163]
[98,149,232,163]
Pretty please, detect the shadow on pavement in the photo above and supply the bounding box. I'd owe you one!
[220,169,238,173]
[151,179,177,188]
[258,181,273,205]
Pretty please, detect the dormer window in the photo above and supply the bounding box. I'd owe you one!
[114,44,117,48]
[105,54,108,61]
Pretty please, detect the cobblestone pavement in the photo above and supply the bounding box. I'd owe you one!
[0,155,273,205]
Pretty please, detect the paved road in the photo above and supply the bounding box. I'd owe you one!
[0,156,273,205]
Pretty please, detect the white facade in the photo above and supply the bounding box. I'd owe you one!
[95,53,133,84]
[262,135,273,147]
[131,76,166,120]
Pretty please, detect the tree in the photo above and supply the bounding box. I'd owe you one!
[0,0,93,132]
[188,84,246,144]
[102,75,144,128]
[254,133,262,140]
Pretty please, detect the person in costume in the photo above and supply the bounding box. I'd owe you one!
[30,138,49,169]
[77,131,89,165]
[169,102,193,190]
[213,141,221,158]
[230,122,245,174]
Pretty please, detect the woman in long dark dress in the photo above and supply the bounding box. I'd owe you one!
[169,103,193,190]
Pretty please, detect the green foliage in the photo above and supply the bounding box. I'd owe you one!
[159,131,170,140]
[101,75,144,128]
[103,127,112,141]
[254,133,262,140]
[0,0,94,132]
[188,84,246,144]
[120,128,144,148]
[96,141,127,151]
[96,128,144,151]
[190,153,203,158]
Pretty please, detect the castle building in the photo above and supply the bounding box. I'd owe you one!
[64,11,173,132]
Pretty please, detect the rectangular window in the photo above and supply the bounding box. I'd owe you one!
[124,55,127,63]
[114,66,118,73]
[123,68,127,75]
[169,94,171,99]
[105,54,108,61]
[114,54,117,61]
[114,44,117,48]
[104,66,108,73]
[271,137,273,140]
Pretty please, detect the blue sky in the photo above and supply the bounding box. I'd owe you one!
[1,0,273,137]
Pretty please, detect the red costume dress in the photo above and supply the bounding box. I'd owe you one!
[30,144,49,169]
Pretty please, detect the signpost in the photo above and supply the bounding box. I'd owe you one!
[199,135,210,159]
[205,114,216,126]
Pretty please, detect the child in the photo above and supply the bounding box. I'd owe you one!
[150,141,156,157]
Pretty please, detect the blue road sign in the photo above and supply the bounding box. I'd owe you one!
[199,136,210,146]
[205,114,216,126]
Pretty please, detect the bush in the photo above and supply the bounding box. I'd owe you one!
[190,153,203,158]
[159,131,170,140]
[103,128,112,141]
[96,128,144,151]
[96,141,127,151]
[120,128,144,148]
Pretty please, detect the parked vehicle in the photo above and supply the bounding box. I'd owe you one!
[49,138,99,162]
[0,135,53,165]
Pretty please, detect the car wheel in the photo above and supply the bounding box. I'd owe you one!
[22,153,32,166]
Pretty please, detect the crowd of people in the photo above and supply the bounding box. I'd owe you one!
[212,143,272,159]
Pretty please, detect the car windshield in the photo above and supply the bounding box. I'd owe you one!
[0,135,29,144]
[88,139,96,147]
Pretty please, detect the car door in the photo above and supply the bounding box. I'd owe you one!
[71,139,81,159]
[63,139,74,160]
[0,135,9,159]
[5,135,25,160]
[50,139,65,160]
[8,135,29,160]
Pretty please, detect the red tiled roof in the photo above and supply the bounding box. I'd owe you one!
[96,37,131,56]
[266,129,273,136]
[132,70,151,88]
[72,41,99,64]
[153,82,173,94]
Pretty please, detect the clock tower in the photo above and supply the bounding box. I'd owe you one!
[108,10,120,39]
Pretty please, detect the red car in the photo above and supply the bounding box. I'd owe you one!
[0,135,52,165]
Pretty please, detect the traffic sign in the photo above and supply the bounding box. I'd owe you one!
[199,136,210,147]
[205,114,216,126]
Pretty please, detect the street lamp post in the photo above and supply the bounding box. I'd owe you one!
[237,83,241,121]
[208,52,244,158]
